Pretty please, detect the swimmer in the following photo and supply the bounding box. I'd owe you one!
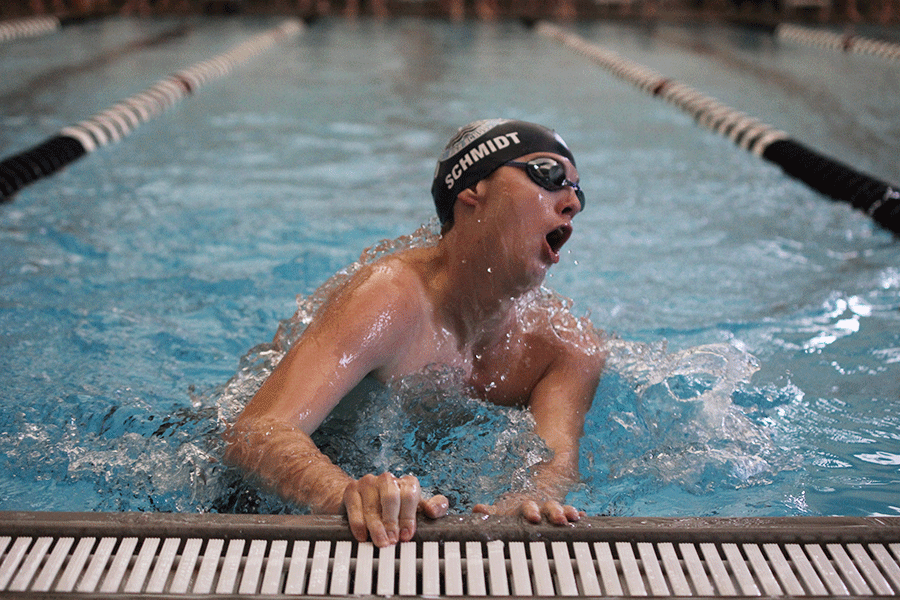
[225,119,606,547]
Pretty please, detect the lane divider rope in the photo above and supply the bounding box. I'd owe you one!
[0,18,303,203]
[0,16,60,42]
[0,12,115,43]
[537,22,900,235]
[777,23,900,61]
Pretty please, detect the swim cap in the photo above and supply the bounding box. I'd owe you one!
[431,119,577,225]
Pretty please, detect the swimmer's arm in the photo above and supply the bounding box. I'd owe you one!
[475,344,605,523]
[225,417,447,546]
[225,265,447,544]
[231,264,420,439]
[224,316,386,517]
[224,416,353,513]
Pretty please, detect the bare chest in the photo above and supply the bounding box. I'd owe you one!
[467,340,550,407]
[381,323,550,407]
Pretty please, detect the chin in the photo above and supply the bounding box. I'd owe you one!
[519,264,549,293]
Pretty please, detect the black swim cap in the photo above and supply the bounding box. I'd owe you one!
[431,119,577,225]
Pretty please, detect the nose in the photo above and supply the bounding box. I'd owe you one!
[557,185,582,217]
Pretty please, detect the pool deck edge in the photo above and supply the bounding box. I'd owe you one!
[2,512,898,544]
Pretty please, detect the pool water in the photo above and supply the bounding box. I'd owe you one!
[0,15,898,517]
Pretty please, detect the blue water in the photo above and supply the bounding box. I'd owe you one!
[0,16,898,517]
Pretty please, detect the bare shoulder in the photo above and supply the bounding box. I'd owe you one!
[323,250,431,319]
[518,290,608,375]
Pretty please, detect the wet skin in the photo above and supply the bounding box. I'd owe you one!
[226,152,606,547]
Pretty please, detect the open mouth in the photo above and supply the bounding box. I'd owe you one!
[545,224,572,255]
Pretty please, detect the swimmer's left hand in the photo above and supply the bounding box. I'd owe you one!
[472,499,585,525]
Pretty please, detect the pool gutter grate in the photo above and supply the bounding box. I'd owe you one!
[1,512,899,597]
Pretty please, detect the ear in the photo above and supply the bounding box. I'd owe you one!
[456,184,482,209]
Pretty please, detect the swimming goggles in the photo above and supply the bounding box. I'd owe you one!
[505,157,585,211]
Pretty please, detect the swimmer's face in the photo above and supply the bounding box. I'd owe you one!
[476,151,582,289]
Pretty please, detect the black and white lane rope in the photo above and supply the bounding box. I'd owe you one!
[537,22,900,235]
[0,19,303,203]
[0,15,60,42]
[777,23,900,62]
[0,13,114,43]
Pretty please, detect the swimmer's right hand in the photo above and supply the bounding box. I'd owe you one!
[342,473,449,547]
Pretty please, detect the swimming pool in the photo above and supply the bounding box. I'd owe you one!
[0,15,898,518]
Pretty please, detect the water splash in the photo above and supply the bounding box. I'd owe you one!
[211,222,796,516]
[0,222,797,515]
[210,219,602,512]
[314,365,551,511]
[573,338,802,515]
